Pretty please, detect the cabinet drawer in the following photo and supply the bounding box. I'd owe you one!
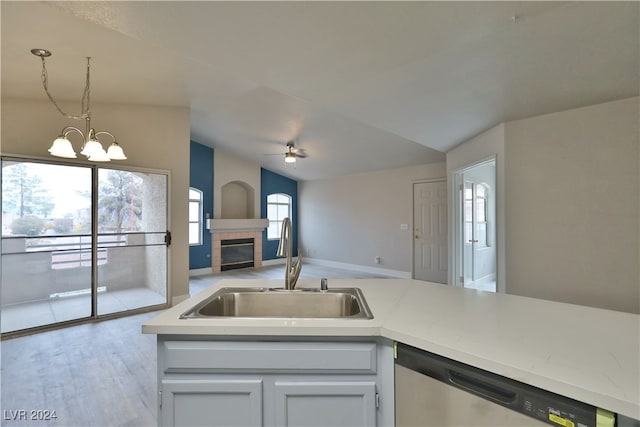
[162,341,377,374]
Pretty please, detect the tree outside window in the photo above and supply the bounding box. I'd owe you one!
[98,170,143,233]
[267,193,291,240]
[2,163,54,236]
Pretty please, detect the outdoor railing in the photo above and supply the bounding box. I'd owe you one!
[2,233,127,269]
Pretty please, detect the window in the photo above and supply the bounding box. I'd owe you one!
[189,188,203,245]
[476,184,489,247]
[267,193,291,240]
[464,182,490,248]
[464,184,474,245]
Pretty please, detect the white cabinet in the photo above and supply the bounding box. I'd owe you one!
[161,379,262,427]
[274,380,377,426]
[156,339,394,427]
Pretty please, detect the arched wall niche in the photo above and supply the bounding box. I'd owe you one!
[220,180,255,219]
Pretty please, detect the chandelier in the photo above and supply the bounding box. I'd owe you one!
[31,48,127,162]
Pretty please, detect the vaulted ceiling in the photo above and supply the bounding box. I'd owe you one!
[2,1,638,180]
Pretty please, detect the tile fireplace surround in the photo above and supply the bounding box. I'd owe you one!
[210,219,269,274]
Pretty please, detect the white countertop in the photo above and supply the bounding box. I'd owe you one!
[143,278,640,420]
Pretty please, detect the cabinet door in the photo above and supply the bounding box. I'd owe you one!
[161,379,262,427]
[274,381,376,427]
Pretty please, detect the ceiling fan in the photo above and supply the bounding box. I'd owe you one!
[267,141,308,164]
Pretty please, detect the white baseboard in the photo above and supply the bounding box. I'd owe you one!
[305,258,411,279]
[189,267,212,277]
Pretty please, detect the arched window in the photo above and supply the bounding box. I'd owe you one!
[266,193,291,240]
[189,187,203,245]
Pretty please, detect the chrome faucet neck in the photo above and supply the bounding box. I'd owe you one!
[277,217,302,290]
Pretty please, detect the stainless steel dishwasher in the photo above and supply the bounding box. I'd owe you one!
[395,342,628,427]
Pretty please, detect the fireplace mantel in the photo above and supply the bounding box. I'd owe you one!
[209,218,269,232]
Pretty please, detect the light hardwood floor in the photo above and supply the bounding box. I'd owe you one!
[0,264,389,427]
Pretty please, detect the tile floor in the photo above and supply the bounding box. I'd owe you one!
[188,262,391,295]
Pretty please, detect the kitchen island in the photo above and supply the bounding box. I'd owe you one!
[143,278,639,425]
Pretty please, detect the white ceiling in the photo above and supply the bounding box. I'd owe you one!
[2,1,638,181]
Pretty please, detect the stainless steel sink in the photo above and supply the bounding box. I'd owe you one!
[179,287,374,319]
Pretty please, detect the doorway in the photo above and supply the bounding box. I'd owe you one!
[1,158,169,335]
[413,180,447,283]
[452,159,496,292]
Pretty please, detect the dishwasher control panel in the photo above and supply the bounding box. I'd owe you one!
[521,392,595,427]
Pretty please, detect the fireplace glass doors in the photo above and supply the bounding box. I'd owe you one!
[220,238,254,271]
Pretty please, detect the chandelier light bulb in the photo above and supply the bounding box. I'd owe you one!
[80,139,105,158]
[48,137,77,158]
[87,146,111,162]
[106,142,127,160]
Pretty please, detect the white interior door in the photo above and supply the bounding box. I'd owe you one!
[413,181,447,283]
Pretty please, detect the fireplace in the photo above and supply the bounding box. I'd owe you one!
[220,238,254,271]
[211,219,268,274]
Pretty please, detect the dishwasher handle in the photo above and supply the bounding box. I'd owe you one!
[447,369,517,406]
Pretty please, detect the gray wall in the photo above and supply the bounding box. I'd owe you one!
[505,97,639,313]
[299,163,446,275]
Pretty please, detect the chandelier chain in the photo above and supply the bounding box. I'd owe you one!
[40,56,91,120]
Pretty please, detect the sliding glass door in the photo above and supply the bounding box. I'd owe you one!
[1,160,93,332]
[96,169,168,315]
[1,158,168,335]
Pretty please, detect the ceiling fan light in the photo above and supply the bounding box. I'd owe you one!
[285,152,296,163]
[48,137,77,158]
[107,142,127,160]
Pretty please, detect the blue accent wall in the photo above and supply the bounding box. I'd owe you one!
[261,168,298,260]
[189,141,214,270]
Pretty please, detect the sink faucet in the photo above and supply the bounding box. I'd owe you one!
[276,217,302,290]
